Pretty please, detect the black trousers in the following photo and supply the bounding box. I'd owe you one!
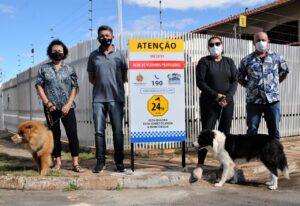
[44,108,79,158]
[198,96,234,164]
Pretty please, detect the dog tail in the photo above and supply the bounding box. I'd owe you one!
[283,167,290,180]
[278,149,289,179]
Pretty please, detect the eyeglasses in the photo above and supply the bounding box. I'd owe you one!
[51,50,63,53]
[208,42,222,47]
[256,39,267,42]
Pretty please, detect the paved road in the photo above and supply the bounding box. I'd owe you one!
[1,173,299,206]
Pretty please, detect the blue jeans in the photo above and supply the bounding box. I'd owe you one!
[246,102,280,139]
[92,102,124,164]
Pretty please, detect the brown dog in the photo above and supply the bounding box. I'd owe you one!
[11,121,54,175]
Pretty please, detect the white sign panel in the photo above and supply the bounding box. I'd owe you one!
[129,39,185,143]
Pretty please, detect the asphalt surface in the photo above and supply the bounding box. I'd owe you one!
[0,174,300,206]
[0,131,299,192]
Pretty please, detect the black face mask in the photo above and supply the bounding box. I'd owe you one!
[50,52,64,61]
[98,38,112,47]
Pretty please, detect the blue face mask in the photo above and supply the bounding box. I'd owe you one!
[98,38,112,47]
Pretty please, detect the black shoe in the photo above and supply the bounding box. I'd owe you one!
[93,160,105,173]
[116,164,125,172]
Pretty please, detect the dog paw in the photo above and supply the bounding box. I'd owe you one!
[214,182,223,187]
[40,169,48,176]
[230,179,238,184]
[265,181,273,186]
[268,185,277,190]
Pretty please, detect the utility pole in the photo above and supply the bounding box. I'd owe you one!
[118,0,123,49]
[233,23,237,38]
[50,28,54,39]
[159,0,162,32]
[30,43,34,66]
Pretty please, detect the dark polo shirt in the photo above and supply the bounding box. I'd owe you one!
[87,46,128,103]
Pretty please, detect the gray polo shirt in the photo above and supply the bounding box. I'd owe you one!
[87,46,128,102]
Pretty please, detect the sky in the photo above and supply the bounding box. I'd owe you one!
[0,0,274,81]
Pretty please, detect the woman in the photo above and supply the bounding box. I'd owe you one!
[196,36,238,167]
[35,39,84,173]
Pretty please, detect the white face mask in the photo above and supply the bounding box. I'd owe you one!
[209,45,222,57]
[255,41,268,52]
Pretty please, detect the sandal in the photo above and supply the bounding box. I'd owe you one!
[52,164,61,171]
[73,165,85,173]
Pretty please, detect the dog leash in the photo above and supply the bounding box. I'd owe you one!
[217,107,224,130]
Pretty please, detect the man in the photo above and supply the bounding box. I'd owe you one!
[87,25,128,173]
[238,32,289,139]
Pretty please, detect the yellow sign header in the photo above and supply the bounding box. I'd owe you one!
[239,15,247,27]
[129,39,184,52]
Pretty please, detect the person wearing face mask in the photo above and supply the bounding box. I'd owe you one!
[87,25,128,173]
[35,39,85,173]
[196,36,238,167]
[238,32,289,140]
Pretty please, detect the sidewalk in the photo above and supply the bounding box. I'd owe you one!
[0,131,299,190]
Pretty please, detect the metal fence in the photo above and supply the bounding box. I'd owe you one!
[1,32,300,150]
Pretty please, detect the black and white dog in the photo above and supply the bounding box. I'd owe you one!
[194,130,289,190]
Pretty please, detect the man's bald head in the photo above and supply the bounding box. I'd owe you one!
[253,32,269,53]
[254,32,269,43]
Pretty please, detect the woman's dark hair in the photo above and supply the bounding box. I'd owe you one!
[208,36,223,44]
[47,39,68,59]
[97,25,113,35]
[208,36,224,55]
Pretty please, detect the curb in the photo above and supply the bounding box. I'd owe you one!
[0,170,220,191]
[0,161,298,191]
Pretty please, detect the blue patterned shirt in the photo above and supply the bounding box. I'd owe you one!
[35,62,79,109]
[238,50,289,104]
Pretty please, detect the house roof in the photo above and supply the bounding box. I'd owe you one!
[191,0,293,33]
